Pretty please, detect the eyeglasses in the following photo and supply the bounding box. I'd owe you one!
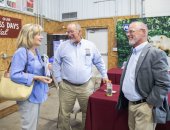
[66,30,77,34]
[126,29,144,35]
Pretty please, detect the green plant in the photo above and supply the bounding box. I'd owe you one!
[116,16,170,67]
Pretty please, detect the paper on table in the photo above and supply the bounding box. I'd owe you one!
[104,90,117,93]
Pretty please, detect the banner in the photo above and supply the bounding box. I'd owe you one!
[6,0,16,8]
[0,15,21,38]
[0,0,5,6]
[116,16,170,67]
[27,0,33,12]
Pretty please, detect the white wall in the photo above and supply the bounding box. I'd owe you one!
[144,0,170,17]
[2,0,169,21]
[58,0,142,21]
[55,0,170,21]
[41,0,60,20]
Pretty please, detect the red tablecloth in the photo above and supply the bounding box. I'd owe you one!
[107,68,123,85]
[85,84,170,130]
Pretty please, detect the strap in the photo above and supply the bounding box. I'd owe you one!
[7,47,28,73]
[7,62,11,72]
[24,48,28,72]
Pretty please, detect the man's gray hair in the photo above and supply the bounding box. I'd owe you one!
[130,21,148,35]
[68,22,82,31]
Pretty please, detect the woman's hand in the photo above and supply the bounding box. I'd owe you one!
[34,76,52,84]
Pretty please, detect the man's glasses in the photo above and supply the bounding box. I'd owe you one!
[66,30,76,34]
[126,29,144,35]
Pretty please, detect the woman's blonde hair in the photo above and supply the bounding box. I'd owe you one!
[17,24,43,49]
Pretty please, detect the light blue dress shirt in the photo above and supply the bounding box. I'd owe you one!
[122,42,148,101]
[10,47,49,103]
[53,39,107,84]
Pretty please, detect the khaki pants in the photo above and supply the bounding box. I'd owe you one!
[128,101,156,130]
[58,79,94,130]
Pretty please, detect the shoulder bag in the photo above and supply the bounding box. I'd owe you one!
[0,48,34,101]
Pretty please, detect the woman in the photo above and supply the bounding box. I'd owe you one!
[10,24,52,130]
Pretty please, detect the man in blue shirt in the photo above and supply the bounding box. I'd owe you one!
[53,22,108,130]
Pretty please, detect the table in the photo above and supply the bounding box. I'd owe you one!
[85,84,170,130]
[107,68,122,85]
[85,84,128,130]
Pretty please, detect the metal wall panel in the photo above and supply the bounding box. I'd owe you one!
[39,0,170,21]
[144,0,170,17]
[41,0,59,20]
[58,0,142,21]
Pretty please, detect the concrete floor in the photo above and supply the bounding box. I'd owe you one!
[0,77,101,130]
[0,86,83,130]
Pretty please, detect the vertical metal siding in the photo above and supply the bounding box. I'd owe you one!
[41,0,170,21]
[58,0,142,21]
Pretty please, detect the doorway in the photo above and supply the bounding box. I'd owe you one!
[86,28,108,78]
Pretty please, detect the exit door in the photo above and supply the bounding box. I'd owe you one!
[86,28,108,77]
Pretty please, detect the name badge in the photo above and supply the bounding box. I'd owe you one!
[85,48,91,56]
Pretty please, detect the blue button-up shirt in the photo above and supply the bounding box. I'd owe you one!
[10,47,49,103]
[53,39,107,84]
[122,42,148,101]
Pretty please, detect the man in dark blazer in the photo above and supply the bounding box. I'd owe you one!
[117,21,170,130]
